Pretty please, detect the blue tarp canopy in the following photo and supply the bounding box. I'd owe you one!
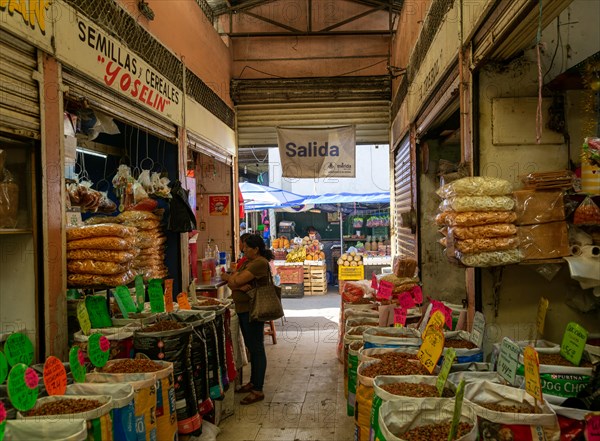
[298,192,390,205]
[239,182,305,211]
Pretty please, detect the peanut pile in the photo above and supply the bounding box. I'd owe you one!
[25,399,103,416]
[479,402,535,413]
[538,353,592,367]
[444,339,477,349]
[140,320,185,332]
[381,382,454,398]
[101,358,163,373]
[361,357,430,378]
[371,352,417,362]
[398,422,473,440]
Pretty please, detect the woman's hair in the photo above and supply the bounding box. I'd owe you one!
[240,232,252,242]
[244,234,275,261]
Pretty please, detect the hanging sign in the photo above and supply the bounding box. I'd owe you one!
[77,301,92,335]
[135,275,146,312]
[148,280,165,312]
[0,352,8,384]
[4,333,34,367]
[448,379,466,441]
[377,281,393,300]
[560,322,588,366]
[410,285,423,304]
[177,292,192,310]
[470,311,485,347]
[436,347,456,396]
[7,364,39,412]
[277,126,356,178]
[523,346,543,401]
[497,337,521,385]
[164,279,174,312]
[88,334,110,368]
[69,346,86,383]
[418,326,445,374]
[85,296,112,329]
[393,307,407,327]
[398,291,415,309]
[43,356,67,396]
[536,297,549,338]
[115,286,137,318]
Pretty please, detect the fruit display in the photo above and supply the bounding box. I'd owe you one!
[283,236,325,262]
[272,236,291,249]
[337,251,363,267]
[285,246,306,262]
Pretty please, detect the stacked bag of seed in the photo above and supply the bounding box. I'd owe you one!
[436,176,522,267]
[116,210,169,281]
[67,224,138,287]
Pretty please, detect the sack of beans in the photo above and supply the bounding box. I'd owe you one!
[548,404,591,441]
[339,307,379,362]
[74,327,135,361]
[134,321,199,437]
[4,419,87,441]
[346,316,379,329]
[371,375,457,441]
[111,313,160,328]
[18,395,113,441]
[66,383,135,441]
[441,331,483,365]
[362,327,421,350]
[347,340,364,416]
[378,397,478,441]
[490,339,559,371]
[464,380,560,441]
[359,347,419,363]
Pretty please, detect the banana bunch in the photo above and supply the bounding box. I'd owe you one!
[285,246,306,262]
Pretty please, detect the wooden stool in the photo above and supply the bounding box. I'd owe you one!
[264,320,277,344]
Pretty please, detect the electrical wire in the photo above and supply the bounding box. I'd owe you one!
[544,17,562,81]
[237,58,387,79]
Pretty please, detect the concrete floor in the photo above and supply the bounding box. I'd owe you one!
[217,290,355,441]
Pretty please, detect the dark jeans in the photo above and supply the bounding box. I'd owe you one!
[238,312,267,391]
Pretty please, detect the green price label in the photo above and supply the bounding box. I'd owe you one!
[448,379,466,441]
[4,333,34,367]
[0,352,8,384]
[560,322,588,366]
[76,301,91,335]
[69,346,86,383]
[88,334,110,368]
[497,337,521,385]
[115,286,137,318]
[7,363,39,412]
[85,296,112,329]
[148,281,165,313]
[135,275,145,312]
[436,347,456,396]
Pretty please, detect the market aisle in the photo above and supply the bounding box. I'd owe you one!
[217,291,354,441]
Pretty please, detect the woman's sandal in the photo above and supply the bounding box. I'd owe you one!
[240,391,264,405]
[235,383,254,394]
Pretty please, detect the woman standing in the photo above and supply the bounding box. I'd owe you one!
[221,234,274,405]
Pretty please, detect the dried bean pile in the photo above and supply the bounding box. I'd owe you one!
[350,341,364,351]
[348,329,367,336]
[538,353,593,367]
[371,352,417,362]
[101,358,163,373]
[140,320,185,332]
[25,399,103,416]
[381,382,454,398]
[444,339,477,349]
[479,402,535,413]
[361,359,430,378]
[195,298,222,306]
[398,422,473,440]
[350,298,376,305]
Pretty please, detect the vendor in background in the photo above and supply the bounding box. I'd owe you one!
[307,226,321,241]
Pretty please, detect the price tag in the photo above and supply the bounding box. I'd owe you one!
[0,401,6,439]
[431,300,453,330]
[393,307,407,327]
[135,275,145,312]
[76,301,91,336]
[523,346,543,401]
[377,281,394,300]
[448,379,466,441]
[371,272,379,289]
[189,279,197,303]
[422,310,446,338]
[436,347,456,396]
[398,291,415,309]
[148,280,165,313]
[4,333,34,367]
[43,356,67,396]
[470,311,485,347]
[7,363,39,412]
[410,285,423,304]
[417,326,445,374]
[177,292,192,310]
[585,413,600,441]
[85,296,112,329]
[560,322,588,366]
[418,303,433,334]
[497,337,521,385]
[69,346,86,383]
[115,286,137,319]
[88,334,110,368]
[164,279,174,312]
[0,352,8,384]
[536,297,549,337]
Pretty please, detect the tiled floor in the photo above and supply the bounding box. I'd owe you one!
[217,291,355,441]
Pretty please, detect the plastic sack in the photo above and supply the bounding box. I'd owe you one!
[66,224,137,241]
[573,196,600,225]
[5,419,87,441]
[464,380,560,441]
[392,257,418,278]
[359,347,419,363]
[518,221,570,260]
[440,195,515,212]
[362,327,421,349]
[377,398,478,441]
[449,223,517,240]
[513,189,565,225]
[437,176,513,198]
[442,331,483,364]
[342,281,368,303]
[67,236,136,251]
[67,260,131,275]
[67,270,136,288]
[198,419,221,441]
[347,340,363,416]
[454,236,519,253]
[116,210,161,223]
[66,383,135,441]
[443,210,517,226]
[457,248,522,267]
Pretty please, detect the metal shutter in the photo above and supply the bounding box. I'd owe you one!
[187,130,233,166]
[393,136,416,257]
[62,69,178,143]
[0,30,40,139]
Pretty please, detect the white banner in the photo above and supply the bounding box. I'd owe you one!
[277,126,356,178]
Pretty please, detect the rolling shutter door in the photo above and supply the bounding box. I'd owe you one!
[62,69,177,143]
[187,130,233,166]
[0,30,40,139]
[393,136,416,257]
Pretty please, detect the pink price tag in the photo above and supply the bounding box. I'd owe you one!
[398,291,415,309]
[585,413,599,440]
[378,281,394,300]
[371,272,379,289]
[393,307,407,326]
[411,286,423,304]
[431,300,453,330]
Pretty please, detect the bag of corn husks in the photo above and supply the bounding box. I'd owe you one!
[378,398,478,441]
[442,331,483,364]
[464,380,560,441]
[5,419,87,441]
[362,327,421,349]
[371,376,456,441]
[66,383,135,441]
[347,340,364,416]
[18,395,113,441]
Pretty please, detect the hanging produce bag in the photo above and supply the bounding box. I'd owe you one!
[5,419,87,441]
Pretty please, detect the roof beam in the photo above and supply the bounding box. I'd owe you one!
[319,4,386,32]
[239,9,304,33]
[228,30,395,37]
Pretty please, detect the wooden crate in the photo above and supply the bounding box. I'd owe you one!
[277,265,304,284]
[280,283,304,298]
[305,283,327,295]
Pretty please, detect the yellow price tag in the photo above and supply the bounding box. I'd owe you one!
[418,327,445,374]
[422,310,446,338]
[523,346,543,401]
[76,301,91,336]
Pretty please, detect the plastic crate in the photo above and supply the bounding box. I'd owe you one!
[277,265,304,284]
[280,283,304,298]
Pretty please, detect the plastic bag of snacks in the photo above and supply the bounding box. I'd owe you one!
[437,176,513,198]
[573,195,600,225]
